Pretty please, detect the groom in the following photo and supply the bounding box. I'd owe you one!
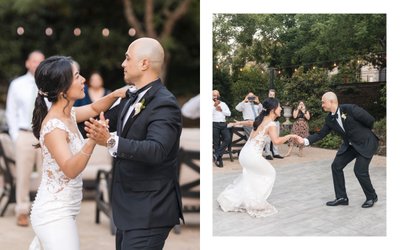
[85,38,183,249]
[299,92,379,208]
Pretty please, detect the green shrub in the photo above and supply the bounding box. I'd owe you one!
[314,133,342,149]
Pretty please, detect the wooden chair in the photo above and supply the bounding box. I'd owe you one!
[174,148,200,234]
[94,168,116,235]
[225,126,247,161]
[0,133,38,216]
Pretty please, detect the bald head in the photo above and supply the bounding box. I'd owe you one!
[128,38,164,73]
[322,92,338,102]
[321,91,339,113]
[122,38,165,87]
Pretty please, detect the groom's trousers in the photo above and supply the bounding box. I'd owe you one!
[116,226,173,250]
[331,145,376,200]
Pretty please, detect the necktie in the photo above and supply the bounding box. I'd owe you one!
[126,89,139,103]
[330,112,338,121]
[122,82,155,123]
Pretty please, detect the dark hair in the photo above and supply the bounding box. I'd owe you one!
[253,98,279,131]
[32,56,74,144]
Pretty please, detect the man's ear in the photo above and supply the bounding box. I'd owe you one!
[140,58,150,71]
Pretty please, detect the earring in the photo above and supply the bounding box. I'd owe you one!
[63,93,67,99]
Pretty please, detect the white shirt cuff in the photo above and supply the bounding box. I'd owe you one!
[304,138,310,146]
[108,132,119,158]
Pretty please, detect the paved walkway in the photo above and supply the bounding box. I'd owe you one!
[0,199,199,249]
[213,145,386,236]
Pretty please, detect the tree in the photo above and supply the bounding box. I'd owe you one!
[122,0,194,81]
[213,14,386,77]
[0,0,199,107]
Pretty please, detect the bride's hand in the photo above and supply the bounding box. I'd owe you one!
[112,85,130,99]
[293,135,304,144]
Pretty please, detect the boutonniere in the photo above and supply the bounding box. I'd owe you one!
[341,113,347,120]
[132,99,146,117]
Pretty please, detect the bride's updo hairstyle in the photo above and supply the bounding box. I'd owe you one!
[253,97,279,131]
[32,56,74,143]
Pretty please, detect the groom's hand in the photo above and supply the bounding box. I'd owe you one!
[84,112,110,146]
[296,136,305,145]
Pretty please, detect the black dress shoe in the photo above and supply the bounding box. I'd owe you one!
[326,197,349,206]
[362,196,378,208]
[217,157,224,168]
[265,155,273,160]
[273,154,284,159]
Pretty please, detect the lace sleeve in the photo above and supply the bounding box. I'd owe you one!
[41,119,69,138]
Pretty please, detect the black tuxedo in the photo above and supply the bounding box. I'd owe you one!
[105,79,183,247]
[307,104,379,200]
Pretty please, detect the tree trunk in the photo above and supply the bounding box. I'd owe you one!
[121,0,192,84]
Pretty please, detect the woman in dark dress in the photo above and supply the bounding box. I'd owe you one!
[285,101,310,157]
[74,71,111,107]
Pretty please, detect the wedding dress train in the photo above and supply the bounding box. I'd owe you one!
[217,121,277,218]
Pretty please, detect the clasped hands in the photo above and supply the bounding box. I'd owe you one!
[84,112,110,146]
[290,134,305,145]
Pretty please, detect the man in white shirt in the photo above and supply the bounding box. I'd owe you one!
[6,51,45,226]
[235,92,262,138]
[182,94,200,119]
[212,90,231,167]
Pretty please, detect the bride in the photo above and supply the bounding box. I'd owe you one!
[217,98,300,217]
[29,56,127,250]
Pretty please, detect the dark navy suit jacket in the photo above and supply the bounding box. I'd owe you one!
[307,104,379,158]
[105,79,183,230]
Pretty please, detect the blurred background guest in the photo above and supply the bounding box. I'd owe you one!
[74,71,111,107]
[285,100,310,157]
[182,93,200,120]
[212,90,231,168]
[235,91,262,138]
[5,50,45,227]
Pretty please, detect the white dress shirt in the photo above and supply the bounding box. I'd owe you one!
[212,100,231,122]
[235,101,262,120]
[108,86,150,157]
[6,73,37,141]
[182,94,200,119]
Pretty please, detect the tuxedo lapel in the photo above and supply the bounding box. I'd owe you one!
[329,115,345,135]
[121,81,163,137]
[118,98,132,135]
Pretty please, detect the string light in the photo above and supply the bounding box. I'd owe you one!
[266,52,385,72]
[73,28,81,36]
[13,26,147,39]
[45,27,53,36]
[128,28,136,37]
[102,28,110,37]
[17,26,24,35]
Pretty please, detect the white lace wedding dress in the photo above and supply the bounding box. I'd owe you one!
[29,108,84,250]
[217,121,278,218]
